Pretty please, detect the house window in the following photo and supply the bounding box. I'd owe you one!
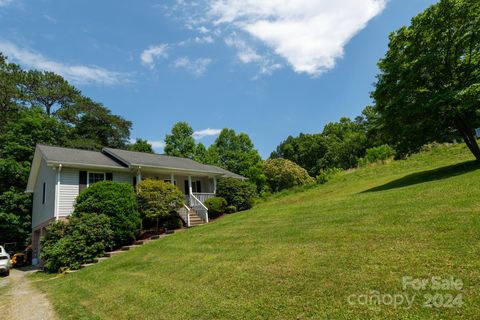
[42,182,46,204]
[88,172,105,185]
[164,179,177,185]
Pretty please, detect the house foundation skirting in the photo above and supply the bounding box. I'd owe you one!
[32,217,56,264]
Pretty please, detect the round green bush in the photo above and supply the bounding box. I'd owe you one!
[163,215,184,230]
[41,213,113,272]
[357,144,395,167]
[226,205,237,214]
[137,179,184,231]
[216,178,257,211]
[204,197,227,217]
[264,158,314,192]
[74,181,140,247]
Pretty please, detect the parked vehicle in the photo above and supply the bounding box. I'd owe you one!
[0,246,12,276]
[3,242,32,267]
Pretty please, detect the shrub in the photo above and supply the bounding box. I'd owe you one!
[357,144,395,167]
[74,181,140,247]
[137,179,184,231]
[226,205,237,214]
[264,158,315,192]
[216,178,256,211]
[41,213,113,272]
[316,167,342,184]
[204,197,227,218]
[163,214,184,230]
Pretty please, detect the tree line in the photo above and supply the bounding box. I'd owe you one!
[1,0,479,246]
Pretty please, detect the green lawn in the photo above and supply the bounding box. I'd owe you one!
[33,143,480,319]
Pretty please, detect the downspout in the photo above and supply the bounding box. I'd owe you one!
[54,164,62,220]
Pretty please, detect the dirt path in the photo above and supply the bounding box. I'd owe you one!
[0,268,57,320]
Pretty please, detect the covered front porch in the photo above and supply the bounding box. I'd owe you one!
[135,168,219,226]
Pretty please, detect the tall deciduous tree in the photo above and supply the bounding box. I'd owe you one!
[193,142,208,162]
[128,139,154,153]
[372,0,480,160]
[164,122,196,158]
[213,129,265,191]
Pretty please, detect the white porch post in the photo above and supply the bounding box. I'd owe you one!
[136,168,142,187]
[213,176,217,194]
[188,176,193,195]
[171,173,175,184]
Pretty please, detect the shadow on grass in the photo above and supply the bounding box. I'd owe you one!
[363,160,480,193]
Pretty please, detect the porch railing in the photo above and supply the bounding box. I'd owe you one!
[192,193,215,204]
[190,193,209,223]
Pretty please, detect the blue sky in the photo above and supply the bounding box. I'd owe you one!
[0,0,437,158]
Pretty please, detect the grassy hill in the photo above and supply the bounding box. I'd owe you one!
[33,143,480,319]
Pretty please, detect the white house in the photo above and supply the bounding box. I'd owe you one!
[26,144,245,260]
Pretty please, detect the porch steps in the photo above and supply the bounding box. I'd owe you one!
[189,212,206,227]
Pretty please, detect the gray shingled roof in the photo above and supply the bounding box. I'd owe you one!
[103,148,246,178]
[35,144,246,178]
[203,165,247,180]
[38,145,126,168]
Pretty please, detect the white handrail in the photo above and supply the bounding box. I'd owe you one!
[185,204,190,227]
[190,193,209,223]
[177,204,191,227]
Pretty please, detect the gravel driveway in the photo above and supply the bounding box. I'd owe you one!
[0,268,57,320]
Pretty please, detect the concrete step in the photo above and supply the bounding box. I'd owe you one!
[80,263,95,269]
[104,250,125,257]
[65,269,78,274]
[121,245,142,251]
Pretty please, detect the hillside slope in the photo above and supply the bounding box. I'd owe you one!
[34,143,480,319]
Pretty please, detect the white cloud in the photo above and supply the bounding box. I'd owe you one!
[193,128,222,139]
[198,26,210,34]
[225,36,260,63]
[0,40,128,85]
[140,44,169,69]
[148,140,166,149]
[173,57,211,77]
[194,35,214,44]
[206,0,386,76]
[225,35,282,76]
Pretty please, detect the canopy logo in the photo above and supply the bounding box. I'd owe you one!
[347,275,463,310]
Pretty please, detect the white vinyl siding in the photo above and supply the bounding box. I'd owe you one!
[58,168,79,217]
[57,170,134,217]
[32,159,56,228]
[113,172,133,184]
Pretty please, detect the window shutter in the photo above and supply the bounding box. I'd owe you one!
[196,181,202,193]
[79,171,87,192]
[184,180,189,195]
[106,172,113,181]
[42,182,46,204]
